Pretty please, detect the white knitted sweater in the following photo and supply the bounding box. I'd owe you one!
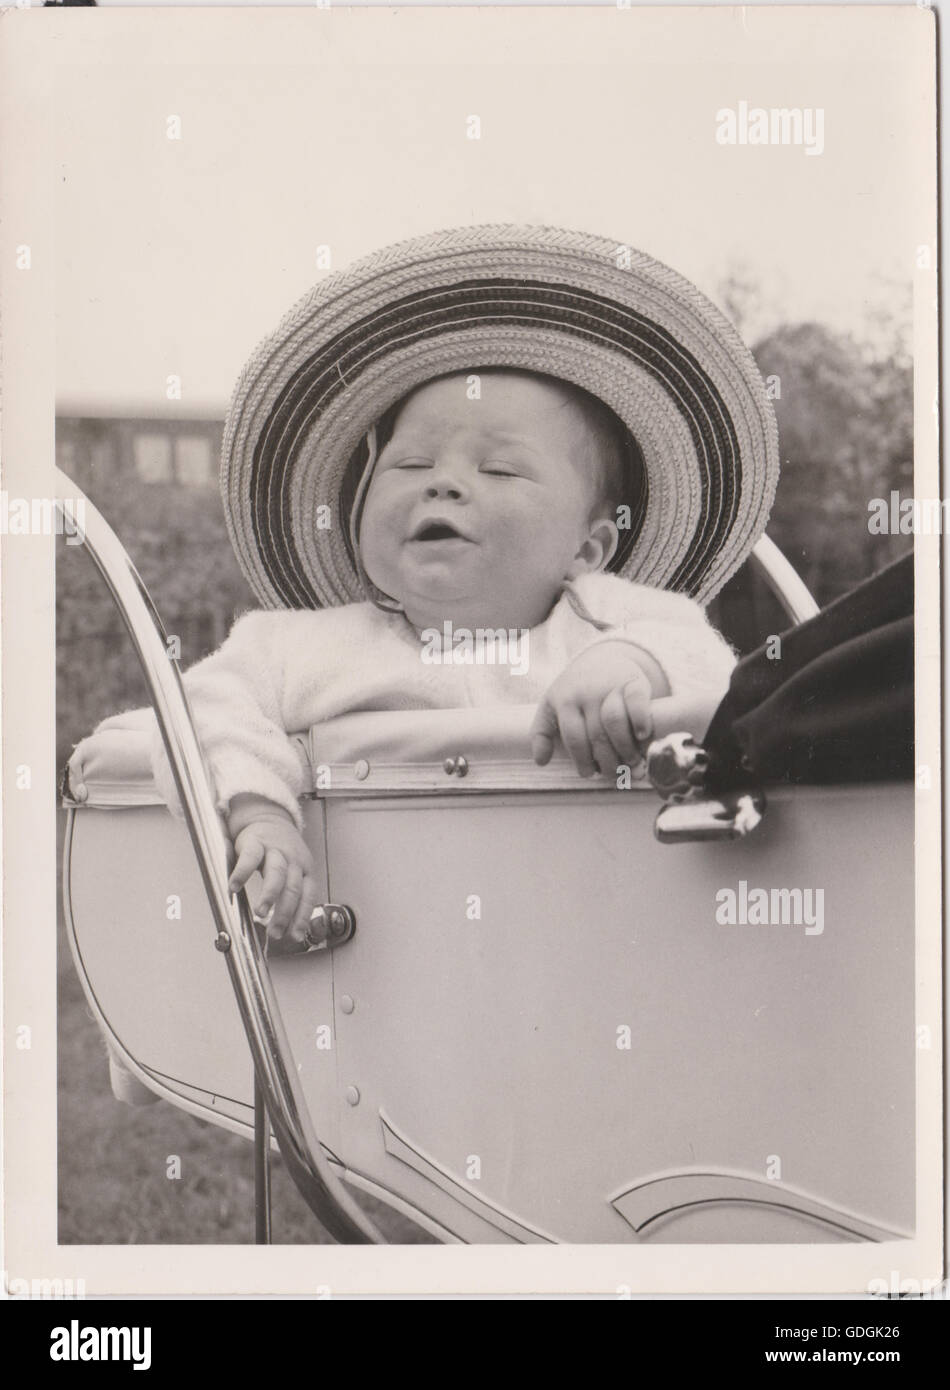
[97,571,736,829]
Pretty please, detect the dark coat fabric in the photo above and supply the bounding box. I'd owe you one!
[705,551,914,790]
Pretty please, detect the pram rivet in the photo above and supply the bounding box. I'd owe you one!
[354,759,370,781]
[214,931,231,953]
[443,755,469,777]
[340,995,355,1014]
[345,1086,361,1106]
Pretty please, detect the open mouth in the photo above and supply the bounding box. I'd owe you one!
[411,520,471,542]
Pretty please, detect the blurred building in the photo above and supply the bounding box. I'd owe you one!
[55,417,223,495]
[55,415,251,766]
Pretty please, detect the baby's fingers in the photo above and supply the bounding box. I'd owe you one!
[229,836,264,894]
[558,705,597,778]
[268,877,323,956]
[622,679,654,746]
[584,706,617,781]
[267,860,304,936]
[287,876,324,952]
[530,698,559,766]
[599,687,638,765]
[257,848,288,917]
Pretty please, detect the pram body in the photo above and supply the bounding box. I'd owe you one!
[62,527,915,1246]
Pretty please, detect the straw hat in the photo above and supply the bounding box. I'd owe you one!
[221,224,779,609]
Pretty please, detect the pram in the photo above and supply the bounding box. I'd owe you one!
[58,472,915,1246]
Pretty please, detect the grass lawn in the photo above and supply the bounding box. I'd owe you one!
[56,810,432,1246]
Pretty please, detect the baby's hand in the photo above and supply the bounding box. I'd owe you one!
[226,795,322,953]
[530,641,663,778]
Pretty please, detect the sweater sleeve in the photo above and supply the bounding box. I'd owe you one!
[131,611,307,831]
[565,574,737,699]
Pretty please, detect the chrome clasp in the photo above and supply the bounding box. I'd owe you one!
[306,903,356,951]
[654,790,766,844]
[646,731,710,802]
[647,732,765,844]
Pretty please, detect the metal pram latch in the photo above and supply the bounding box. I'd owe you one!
[646,732,765,844]
[248,902,357,953]
[307,903,357,951]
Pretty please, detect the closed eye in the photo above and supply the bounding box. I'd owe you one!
[481,464,520,477]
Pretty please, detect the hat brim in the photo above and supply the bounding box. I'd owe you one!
[222,226,779,609]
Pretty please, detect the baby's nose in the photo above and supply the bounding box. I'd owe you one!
[423,473,466,501]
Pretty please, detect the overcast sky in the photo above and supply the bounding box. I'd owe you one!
[52,7,929,416]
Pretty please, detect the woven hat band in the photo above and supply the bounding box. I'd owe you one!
[221,225,779,610]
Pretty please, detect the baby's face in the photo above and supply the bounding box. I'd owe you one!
[357,372,617,631]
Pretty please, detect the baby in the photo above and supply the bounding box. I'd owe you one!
[142,367,736,952]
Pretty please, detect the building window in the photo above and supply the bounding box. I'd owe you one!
[133,433,173,484]
[175,434,214,488]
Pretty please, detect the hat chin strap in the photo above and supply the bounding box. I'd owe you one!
[558,577,614,632]
[348,423,405,615]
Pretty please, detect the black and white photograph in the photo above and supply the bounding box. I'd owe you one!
[1,2,943,1305]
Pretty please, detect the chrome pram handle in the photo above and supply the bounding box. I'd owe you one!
[54,469,383,1245]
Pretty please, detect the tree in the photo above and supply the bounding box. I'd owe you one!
[752,322,912,604]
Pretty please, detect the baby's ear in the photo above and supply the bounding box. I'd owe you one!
[565,517,620,579]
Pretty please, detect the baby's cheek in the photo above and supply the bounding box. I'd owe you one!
[357,516,397,588]
[503,511,576,575]
[491,506,540,552]
[363,537,397,589]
